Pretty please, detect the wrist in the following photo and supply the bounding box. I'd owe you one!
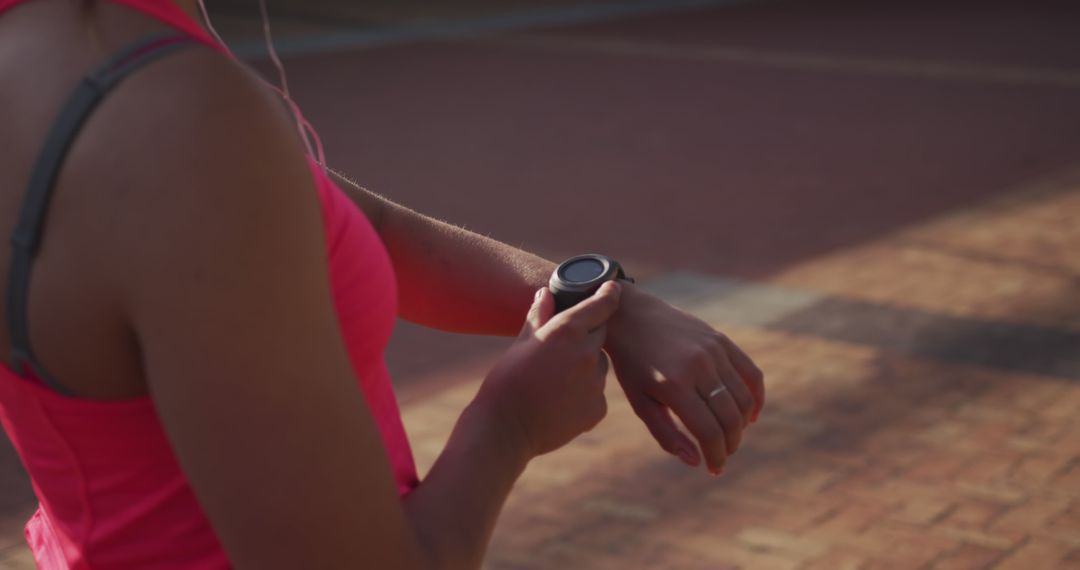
[604,280,649,352]
[458,394,533,476]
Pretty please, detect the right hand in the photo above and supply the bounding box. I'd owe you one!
[476,280,622,459]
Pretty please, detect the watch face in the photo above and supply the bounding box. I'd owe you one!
[562,258,606,283]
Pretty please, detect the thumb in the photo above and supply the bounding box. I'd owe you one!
[520,288,555,338]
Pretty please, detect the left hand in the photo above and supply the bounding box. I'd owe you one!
[604,283,765,476]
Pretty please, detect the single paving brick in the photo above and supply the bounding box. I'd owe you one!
[932,526,1025,550]
[994,537,1076,570]
[931,544,1007,569]
[941,500,1007,529]
[953,483,1028,507]
[890,498,954,525]
[736,527,829,559]
[799,549,866,570]
[991,497,1071,532]
[1010,454,1076,486]
[1050,462,1080,498]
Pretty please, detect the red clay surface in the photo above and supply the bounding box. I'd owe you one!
[544,0,1080,70]
[268,1,1080,281]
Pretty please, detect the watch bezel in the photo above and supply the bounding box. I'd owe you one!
[550,254,621,293]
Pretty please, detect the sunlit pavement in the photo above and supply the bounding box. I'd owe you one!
[401,171,1080,569]
[3,1,1080,568]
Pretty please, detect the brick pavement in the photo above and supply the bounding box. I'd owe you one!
[395,170,1080,570]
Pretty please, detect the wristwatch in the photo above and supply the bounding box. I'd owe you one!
[548,254,634,314]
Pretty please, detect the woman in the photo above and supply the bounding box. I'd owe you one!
[0,0,765,567]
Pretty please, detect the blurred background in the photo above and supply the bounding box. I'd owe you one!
[3,0,1080,568]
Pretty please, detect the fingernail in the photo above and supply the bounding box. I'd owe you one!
[535,288,544,300]
[709,467,724,477]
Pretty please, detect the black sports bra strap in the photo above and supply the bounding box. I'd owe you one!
[6,32,199,394]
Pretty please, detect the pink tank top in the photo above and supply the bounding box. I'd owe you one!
[0,1,419,567]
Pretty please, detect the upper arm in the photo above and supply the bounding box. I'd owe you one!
[117,52,422,569]
[327,167,387,229]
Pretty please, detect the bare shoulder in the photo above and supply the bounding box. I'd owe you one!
[60,43,324,303]
[4,35,326,398]
[74,42,313,212]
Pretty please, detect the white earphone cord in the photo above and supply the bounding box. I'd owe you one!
[196,0,327,169]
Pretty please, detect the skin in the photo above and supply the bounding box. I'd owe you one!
[338,174,765,470]
[0,0,765,567]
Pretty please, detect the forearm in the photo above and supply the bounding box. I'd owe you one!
[403,397,530,570]
[381,197,553,334]
[336,175,553,335]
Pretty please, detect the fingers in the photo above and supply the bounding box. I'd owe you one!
[625,388,700,467]
[668,389,728,474]
[683,347,745,460]
[662,345,747,471]
[721,335,765,422]
[584,325,607,353]
[698,384,745,455]
[594,351,610,388]
[558,281,622,333]
[520,287,556,338]
[580,352,610,430]
[708,342,755,428]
